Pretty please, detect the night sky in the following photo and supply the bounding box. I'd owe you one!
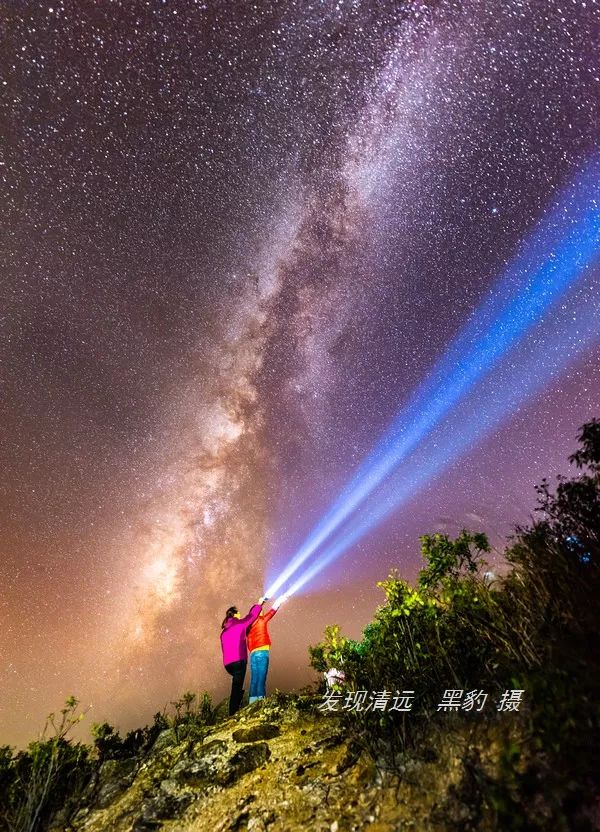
[1,0,599,747]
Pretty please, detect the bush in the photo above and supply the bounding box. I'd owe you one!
[0,697,92,832]
[91,710,169,762]
[309,419,600,827]
[89,690,216,763]
[168,691,216,742]
[310,530,520,708]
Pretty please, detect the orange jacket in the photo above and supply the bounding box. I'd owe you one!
[246,607,277,653]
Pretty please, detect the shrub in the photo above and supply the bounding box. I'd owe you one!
[309,419,600,827]
[168,691,216,742]
[91,710,170,762]
[0,697,92,832]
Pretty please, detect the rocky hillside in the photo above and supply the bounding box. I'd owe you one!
[53,693,528,832]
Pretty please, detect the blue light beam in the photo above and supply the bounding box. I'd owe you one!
[266,153,600,599]
[279,288,600,599]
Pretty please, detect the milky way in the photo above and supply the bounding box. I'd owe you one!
[1,0,599,746]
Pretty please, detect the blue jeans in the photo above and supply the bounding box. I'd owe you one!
[249,649,270,703]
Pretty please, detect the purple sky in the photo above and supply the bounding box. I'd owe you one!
[1,0,599,746]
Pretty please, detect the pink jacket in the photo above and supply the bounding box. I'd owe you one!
[220,604,262,665]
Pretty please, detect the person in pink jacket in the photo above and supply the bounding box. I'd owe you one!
[220,597,265,715]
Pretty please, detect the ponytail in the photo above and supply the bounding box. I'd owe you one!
[221,606,238,630]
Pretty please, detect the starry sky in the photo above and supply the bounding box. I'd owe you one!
[1,0,599,747]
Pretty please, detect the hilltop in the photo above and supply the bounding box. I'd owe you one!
[49,693,531,832]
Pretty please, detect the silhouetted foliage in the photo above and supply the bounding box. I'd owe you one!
[310,418,600,830]
[169,691,216,742]
[0,690,217,831]
[91,710,168,763]
[0,697,92,832]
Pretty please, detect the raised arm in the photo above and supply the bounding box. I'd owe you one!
[272,595,287,611]
[239,602,263,627]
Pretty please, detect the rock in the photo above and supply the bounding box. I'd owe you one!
[151,728,177,753]
[95,757,139,808]
[219,742,271,785]
[159,778,180,795]
[232,723,280,743]
[96,779,128,809]
[99,757,138,780]
[172,757,201,779]
[193,738,228,761]
[171,757,216,785]
[169,738,229,784]
[134,792,192,826]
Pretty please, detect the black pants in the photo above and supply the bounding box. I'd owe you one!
[225,659,247,715]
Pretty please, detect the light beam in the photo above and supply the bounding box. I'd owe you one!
[265,153,600,600]
[278,292,600,598]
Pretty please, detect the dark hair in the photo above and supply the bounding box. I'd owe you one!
[221,606,238,630]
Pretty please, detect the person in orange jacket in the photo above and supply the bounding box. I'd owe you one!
[246,596,286,703]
